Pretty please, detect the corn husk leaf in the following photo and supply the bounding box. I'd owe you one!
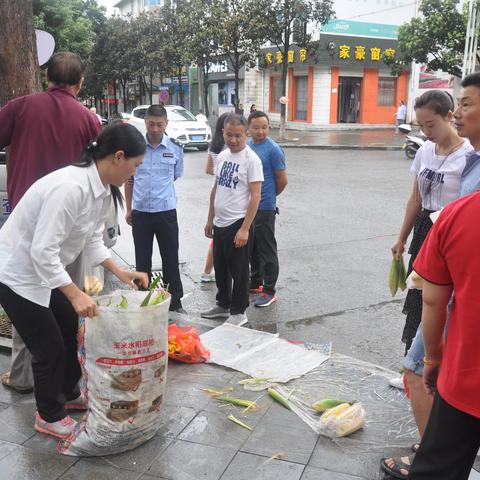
[140,275,163,307]
[398,257,407,291]
[238,377,271,385]
[388,257,400,296]
[118,295,128,309]
[215,396,257,409]
[228,414,252,431]
[268,388,291,410]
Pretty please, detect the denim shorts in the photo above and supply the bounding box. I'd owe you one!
[403,325,425,375]
[403,301,452,376]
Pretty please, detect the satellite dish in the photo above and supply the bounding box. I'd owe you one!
[35,29,55,66]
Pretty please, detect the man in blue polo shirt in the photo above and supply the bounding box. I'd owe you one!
[247,111,288,307]
[125,104,185,313]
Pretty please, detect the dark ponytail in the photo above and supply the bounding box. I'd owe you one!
[75,123,146,211]
[209,112,229,154]
[414,90,454,117]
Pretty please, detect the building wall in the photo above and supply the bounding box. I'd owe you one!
[359,68,408,123]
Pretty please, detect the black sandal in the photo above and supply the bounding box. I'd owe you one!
[411,443,420,453]
[380,454,414,479]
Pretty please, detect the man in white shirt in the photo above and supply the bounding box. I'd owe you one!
[396,100,407,133]
[201,114,263,326]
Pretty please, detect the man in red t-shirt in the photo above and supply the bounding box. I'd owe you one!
[409,191,480,479]
[0,52,101,393]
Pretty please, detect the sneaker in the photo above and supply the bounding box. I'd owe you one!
[388,377,405,390]
[225,313,248,327]
[34,413,77,439]
[201,306,230,319]
[200,272,216,283]
[65,394,88,411]
[254,293,277,308]
[249,285,263,294]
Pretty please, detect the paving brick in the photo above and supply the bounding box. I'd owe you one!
[301,465,366,479]
[0,403,37,444]
[220,451,304,480]
[155,405,198,438]
[0,445,76,480]
[148,439,236,480]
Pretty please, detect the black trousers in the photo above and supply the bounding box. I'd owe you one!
[0,283,80,423]
[213,218,252,315]
[250,210,279,295]
[409,392,480,480]
[132,209,184,309]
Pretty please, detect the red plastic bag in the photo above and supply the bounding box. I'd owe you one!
[168,324,210,364]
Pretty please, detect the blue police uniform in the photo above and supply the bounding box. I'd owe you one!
[131,134,184,310]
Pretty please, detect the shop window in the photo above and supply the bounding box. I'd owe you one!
[218,82,228,105]
[145,0,162,5]
[270,76,282,113]
[377,77,396,106]
[295,76,308,120]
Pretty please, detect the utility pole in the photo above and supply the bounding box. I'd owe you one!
[462,0,479,77]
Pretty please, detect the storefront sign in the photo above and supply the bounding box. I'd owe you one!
[321,20,399,39]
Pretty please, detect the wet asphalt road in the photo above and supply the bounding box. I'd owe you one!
[114,147,414,372]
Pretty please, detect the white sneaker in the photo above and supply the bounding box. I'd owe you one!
[225,313,248,327]
[200,272,216,283]
[389,377,405,390]
[34,413,77,439]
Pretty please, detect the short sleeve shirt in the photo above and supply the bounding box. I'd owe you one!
[0,87,101,210]
[214,146,264,227]
[414,192,480,418]
[410,140,472,211]
[246,137,286,210]
[132,134,184,212]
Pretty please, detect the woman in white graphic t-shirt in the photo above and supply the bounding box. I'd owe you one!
[383,91,473,479]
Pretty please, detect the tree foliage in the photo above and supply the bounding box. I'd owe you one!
[261,0,335,138]
[32,0,106,61]
[384,0,467,77]
[216,0,271,113]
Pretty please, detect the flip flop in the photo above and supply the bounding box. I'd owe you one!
[1,371,33,394]
[380,454,414,479]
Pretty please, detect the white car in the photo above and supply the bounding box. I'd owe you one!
[0,150,8,229]
[128,105,211,151]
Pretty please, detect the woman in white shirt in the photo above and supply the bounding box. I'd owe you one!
[0,123,148,439]
[383,91,472,479]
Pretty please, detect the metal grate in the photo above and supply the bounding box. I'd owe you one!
[0,313,12,339]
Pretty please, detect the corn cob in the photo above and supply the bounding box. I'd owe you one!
[388,257,400,296]
[268,388,291,410]
[321,402,351,419]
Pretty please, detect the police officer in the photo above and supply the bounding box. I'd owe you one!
[125,104,185,314]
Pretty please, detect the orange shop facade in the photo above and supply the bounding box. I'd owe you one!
[260,34,408,126]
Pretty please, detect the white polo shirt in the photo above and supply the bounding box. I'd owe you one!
[0,163,111,307]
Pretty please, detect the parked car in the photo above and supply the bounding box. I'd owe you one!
[128,105,211,151]
[0,150,9,229]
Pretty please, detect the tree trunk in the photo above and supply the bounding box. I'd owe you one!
[149,73,153,104]
[177,65,185,107]
[234,52,240,114]
[113,82,118,115]
[198,65,205,113]
[202,64,210,117]
[279,42,290,140]
[0,0,40,105]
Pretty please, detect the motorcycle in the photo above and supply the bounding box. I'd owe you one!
[398,124,426,159]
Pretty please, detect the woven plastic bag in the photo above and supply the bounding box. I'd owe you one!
[168,324,210,364]
[59,289,170,456]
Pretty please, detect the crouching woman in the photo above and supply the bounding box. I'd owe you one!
[0,123,149,439]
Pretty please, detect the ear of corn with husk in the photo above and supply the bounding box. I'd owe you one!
[388,256,407,296]
[311,398,355,413]
[84,276,103,296]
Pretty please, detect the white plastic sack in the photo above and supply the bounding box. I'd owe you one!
[59,290,170,456]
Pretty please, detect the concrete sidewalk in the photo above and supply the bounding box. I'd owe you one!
[269,127,405,150]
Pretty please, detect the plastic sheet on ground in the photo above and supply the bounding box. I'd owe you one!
[200,324,330,383]
[274,354,418,449]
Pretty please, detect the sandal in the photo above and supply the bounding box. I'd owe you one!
[1,371,33,394]
[412,443,420,453]
[380,454,415,479]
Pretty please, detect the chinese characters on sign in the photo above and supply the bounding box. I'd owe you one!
[265,45,395,65]
[336,45,394,61]
[265,48,308,65]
